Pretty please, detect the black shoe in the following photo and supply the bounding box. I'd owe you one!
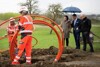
[76,47,80,49]
[90,50,94,52]
[83,49,86,51]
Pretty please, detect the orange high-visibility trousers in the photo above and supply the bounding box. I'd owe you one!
[8,35,13,44]
[8,35,17,48]
[13,35,32,62]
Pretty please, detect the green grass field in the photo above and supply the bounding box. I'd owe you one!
[0,25,100,52]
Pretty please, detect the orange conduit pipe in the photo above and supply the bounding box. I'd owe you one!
[31,36,38,47]
[10,20,64,61]
[0,35,38,47]
[31,15,64,49]
[0,15,64,42]
[0,16,20,26]
[31,15,64,62]
[33,20,64,62]
[0,15,64,46]
[31,15,64,42]
[0,15,64,62]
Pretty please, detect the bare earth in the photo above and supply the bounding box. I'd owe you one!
[0,46,100,67]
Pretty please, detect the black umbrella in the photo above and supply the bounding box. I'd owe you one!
[63,6,82,13]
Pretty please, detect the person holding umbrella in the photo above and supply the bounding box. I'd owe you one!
[71,14,81,49]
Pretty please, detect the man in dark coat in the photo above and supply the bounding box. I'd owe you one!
[71,14,81,49]
[80,14,94,52]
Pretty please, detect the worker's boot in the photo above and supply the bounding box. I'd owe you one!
[12,56,20,65]
[26,56,31,64]
[12,61,20,65]
[26,62,32,64]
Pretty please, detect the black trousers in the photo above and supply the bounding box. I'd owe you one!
[82,32,94,52]
[64,38,69,46]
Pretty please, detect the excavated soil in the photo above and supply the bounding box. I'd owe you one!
[0,46,100,67]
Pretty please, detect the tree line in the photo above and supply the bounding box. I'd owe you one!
[0,0,99,24]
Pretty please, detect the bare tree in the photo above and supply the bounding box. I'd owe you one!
[19,0,39,14]
[45,4,63,34]
[47,4,63,21]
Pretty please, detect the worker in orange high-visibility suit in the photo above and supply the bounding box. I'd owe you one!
[7,17,18,47]
[12,6,33,65]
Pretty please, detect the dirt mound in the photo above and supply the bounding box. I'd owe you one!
[0,46,100,67]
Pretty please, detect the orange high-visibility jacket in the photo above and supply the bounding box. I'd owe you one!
[19,15,33,33]
[7,25,18,35]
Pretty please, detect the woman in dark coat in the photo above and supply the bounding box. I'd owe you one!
[60,15,71,46]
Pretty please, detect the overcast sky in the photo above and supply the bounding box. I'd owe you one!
[0,0,100,14]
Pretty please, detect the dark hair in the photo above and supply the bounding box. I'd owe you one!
[64,15,69,20]
[72,14,77,17]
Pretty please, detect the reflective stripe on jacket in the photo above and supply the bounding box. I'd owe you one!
[19,15,33,33]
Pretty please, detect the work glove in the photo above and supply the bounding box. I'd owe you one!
[18,25,22,30]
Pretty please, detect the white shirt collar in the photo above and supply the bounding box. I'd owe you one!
[74,18,77,22]
[74,18,77,25]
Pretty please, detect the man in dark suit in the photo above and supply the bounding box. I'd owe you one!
[71,14,81,49]
[80,14,94,52]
